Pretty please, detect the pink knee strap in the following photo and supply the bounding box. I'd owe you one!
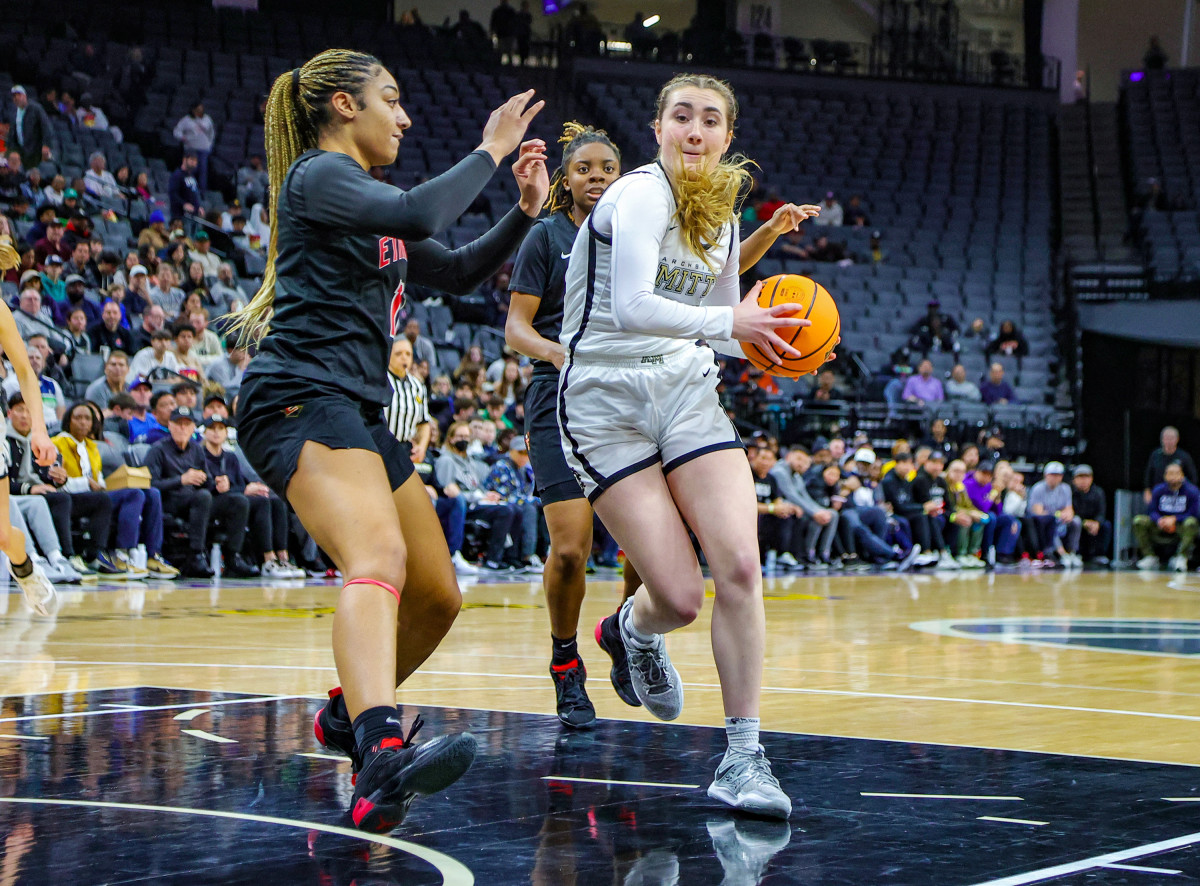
[343,578,400,603]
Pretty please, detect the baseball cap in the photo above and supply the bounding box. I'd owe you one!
[10,86,25,96]
[975,460,996,473]
[812,436,830,453]
[65,273,85,285]
[149,210,165,224]
[508,436,528,453]
[130,264,148,277]
[1044,461,1065,475]
[19,270,39,286]
[45,254,63,265]
[194,230,209,241]
[170,405,198,423]
[64,188,78,199]
[1073,464,1093,477]
[203,414,229,428]
[127,375,152,391]
[853,448,876,464]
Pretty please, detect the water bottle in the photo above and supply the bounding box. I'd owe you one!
[210,543,222,578]
[764,550,777,573]
[133,544,147,571]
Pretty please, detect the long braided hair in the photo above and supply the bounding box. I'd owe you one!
[225,49,384,344]
[544,121,621,216]
[652,74,756,269]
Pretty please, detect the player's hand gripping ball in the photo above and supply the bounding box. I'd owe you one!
[741,275,840,378]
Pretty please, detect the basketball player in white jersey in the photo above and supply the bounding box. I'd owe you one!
[559,74,829,818]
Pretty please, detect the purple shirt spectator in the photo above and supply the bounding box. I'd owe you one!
[964,474,1001,513]
[902,374,944,403]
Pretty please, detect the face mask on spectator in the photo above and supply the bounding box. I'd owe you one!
[452,438,469,453]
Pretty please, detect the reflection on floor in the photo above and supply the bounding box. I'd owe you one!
[4,688,1200,885]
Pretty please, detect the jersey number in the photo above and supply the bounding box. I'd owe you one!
[389,281,406,336]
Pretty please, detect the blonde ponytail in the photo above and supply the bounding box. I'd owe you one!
[225,49,383,344]
[652,74,755,269]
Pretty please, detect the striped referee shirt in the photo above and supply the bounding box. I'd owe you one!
[385,370,431,444]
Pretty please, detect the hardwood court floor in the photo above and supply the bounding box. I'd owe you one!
[4,568,1200,765]
[6,568,1200,885]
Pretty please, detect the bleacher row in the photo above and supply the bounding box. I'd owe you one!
[584,79,1059,403]
[1123,69,1200,282]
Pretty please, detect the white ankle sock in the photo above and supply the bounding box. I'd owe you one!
[620,601,656,647]
[725,716,760,755]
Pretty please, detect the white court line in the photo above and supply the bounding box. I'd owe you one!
[1100,862,1182,874]
[13,659,1200,725]
[298,752,348,762]
[181,729,236,744]
[0,694,304,724]
[542,776,701,790]
[0,733,47,741]
[172,708,209,721]
[0,797,472,885]
[967,830,1200,885]
[1164,797,1200,802]
[862,793,1023,801]
[978,816,1048,826]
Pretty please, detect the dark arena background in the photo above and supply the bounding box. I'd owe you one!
[3,0,1200,883]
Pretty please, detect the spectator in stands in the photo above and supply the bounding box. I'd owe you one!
[162,240,190,281]
[210,263,242,315]
[168,152,205,220]
[34,220,70,265]
[64,308,92,353]
[881,450,940,567]
[194,414,262,577]
[83,152,118,203]
[923,418,956,461]
[963,317,989,346]
[65,240,98,289]
[979,362,1016,405]
[833,195,865,228]
[189,232,221,278]
[943,458,987,568]
[173,105,215,193]
[1028,462,1082,568]
[207,336,249,400]
[940,362,979,400]
[902,359,944,406]
[132,389,173,444]
[752,446,802,570]
[404,318,438,373]
[127,328,180,383]
[483,436,541,571]
[172,323,205,382]
[95,251,121,292]
[123,377,152,437]
[76,93,119,142]
[964,460,1021,564]
[118,47,150,108]
[804,462,848,567]
[146,405,249,578]
[6,86,53,171]
[14,288,56,340]
[84,351,130,411]
[57,275,101,327]
[490,0,517,60]
[981,427,1006,461]
[1143,426,1197,503]
[188,312,222,367]
[2,346,64,432]
[138,210,169,252]
[42,174,67,207]
[436,421,521,571]
[149,265,185,316]
[808,235,849,263]
[88,301,134,354]
[1144,36,1168,70]
[909,301,959,355]
[171,380,200,412]
[808,369,844,404]
[236,155,268,209]
[130,303,165,353]
[0,151,24,201]
[813,191,843,227]
[770,446,837,570]
[1136,462,1199,571]
[910,452,955,569]
[1070,465,1110,566]
[514,0,533,62]
[987,320,1028,358]
[26,334,69,393]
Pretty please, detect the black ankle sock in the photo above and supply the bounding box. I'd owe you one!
[551,634,578,665]
[10,556,33,579]
[352,705,403,753]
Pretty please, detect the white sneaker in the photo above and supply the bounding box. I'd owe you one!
[707,817,791,884]
[452,550,479,574]
[956,555,985,570]
[525,554,545,574]
[777,552,800,570]
[1170,555,1188,573]
[936,552,961,570]
[47,554,83,584]
[65,554,97,581]
[707,745,792,819]
[282,561,307,578]
[14,560,57,616]
[261,559,290,578]
[914,551,940,567]
[1137,555,1160,571]
[619,597,684,721]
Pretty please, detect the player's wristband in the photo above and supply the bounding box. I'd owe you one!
[768,504,775,515]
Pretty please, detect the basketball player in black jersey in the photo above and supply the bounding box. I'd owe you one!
[508,123,819,729]
[228,49,548,833]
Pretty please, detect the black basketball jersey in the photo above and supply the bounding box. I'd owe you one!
[245,148,533,406]
[508,211,577,378]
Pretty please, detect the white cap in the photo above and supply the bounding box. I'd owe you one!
[10,85,26,96]
[853,448,876,464]
[130,264,148,276]
[1044,461,1065,475]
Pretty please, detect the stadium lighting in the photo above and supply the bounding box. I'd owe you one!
[643,14,660,27]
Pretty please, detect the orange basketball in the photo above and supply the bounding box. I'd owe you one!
[741,275,840,379]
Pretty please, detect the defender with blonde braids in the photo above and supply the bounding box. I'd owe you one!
[561,74,823,818]
[231,48,548,833]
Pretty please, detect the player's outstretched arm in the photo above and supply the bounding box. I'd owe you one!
[738,203,821,272]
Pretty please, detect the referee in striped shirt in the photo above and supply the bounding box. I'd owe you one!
[385,337,432,463]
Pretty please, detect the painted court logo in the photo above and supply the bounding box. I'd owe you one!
[910,617,1200,657]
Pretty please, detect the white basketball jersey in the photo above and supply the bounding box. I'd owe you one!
[559,162,740,361]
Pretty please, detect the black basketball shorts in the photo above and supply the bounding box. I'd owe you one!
[524,374,584,505]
